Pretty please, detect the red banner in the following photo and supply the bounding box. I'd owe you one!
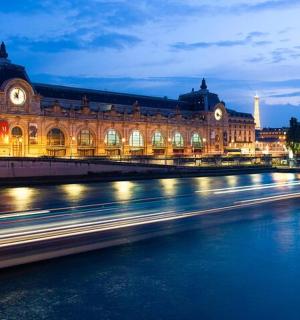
[0,120,9,144]
[0,120,8,137]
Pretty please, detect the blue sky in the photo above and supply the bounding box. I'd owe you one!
[1,0,300,126]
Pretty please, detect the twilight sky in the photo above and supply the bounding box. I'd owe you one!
[1,0,300,127]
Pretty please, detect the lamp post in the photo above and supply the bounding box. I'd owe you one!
[168,137,172,156]
[70,136,75,159]
[203,137,207,155]
[121,137,125,160]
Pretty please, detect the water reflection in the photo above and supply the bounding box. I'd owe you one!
[61,184,88,202]
[160,178,178,196]
[8,187,36,211]
[250,174,263,184]
[272,172,296,182]
[196,177,211,193]
[226,175,239,188]
[113,181,135,201]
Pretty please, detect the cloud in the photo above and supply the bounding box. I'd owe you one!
[171,32,271,51]
[268,91,300,98]
[9,32,141,53]
[245,56,266,63]
[270,47,300,63]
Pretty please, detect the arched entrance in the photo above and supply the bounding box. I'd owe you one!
[77,129,95,157]
[152,131,165,155]
[172,132,184,155]
[46,128,66,157]
[129,130,144,155]
[104,129,121,156]
[11,126,23,157]
[191,133,203,154]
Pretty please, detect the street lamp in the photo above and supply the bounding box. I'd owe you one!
[121,137,126,159]
[70,136,75,159]
[203,137,207,155]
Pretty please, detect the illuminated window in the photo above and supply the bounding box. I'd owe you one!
[47,128,65,146]
[129,130,144,148]
[11,127,22,138]
[172,132,184,148]
[78,129,94,146]
[191,133,202,148]
[152,131,164,147]
[105,129,120,147]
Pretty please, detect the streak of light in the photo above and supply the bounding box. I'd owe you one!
[0,210,50,219]
[196,181,300,194]
[214,181,300,194]
[234,192,300,205]
[3,191,300,248]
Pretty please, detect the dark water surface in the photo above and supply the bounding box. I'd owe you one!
[1,174,300,319]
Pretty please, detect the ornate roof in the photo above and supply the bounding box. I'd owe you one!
[33,83,190,111]
[0,63,31,87]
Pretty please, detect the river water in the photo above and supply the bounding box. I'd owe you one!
[1,173,300,319]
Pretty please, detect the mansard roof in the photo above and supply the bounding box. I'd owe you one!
[33,83,190,110]
[0,63,31,87]
[227,108,254,119]
[178,89,221,110]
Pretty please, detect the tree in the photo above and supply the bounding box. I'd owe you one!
[286,117,300,155]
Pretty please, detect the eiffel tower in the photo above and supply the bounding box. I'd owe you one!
[253,94,261,130]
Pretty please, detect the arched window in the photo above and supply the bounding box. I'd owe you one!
[11,127,23,156]
[191,133,202,148]
[78,129,94,146]
[129,130,144,148]
[172,132,184,148]
[105,129,120,147]
[11,127,22,138]
[47,128,65,146]
[152,131,164,147]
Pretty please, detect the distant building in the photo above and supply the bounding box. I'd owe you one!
[255,127,288,156]
[0,42,255,158]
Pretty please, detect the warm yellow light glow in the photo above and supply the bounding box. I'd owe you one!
[226,175,238,187]
[251,174,262,184]
[160,178,177,196]
[3,135,9,144]
[196,177,211,192]
[113,181,134,201]
[272,172,296,182]
[61,184,87,201]
[8,187,36,211]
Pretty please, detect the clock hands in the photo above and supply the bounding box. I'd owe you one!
[11,88,26,105]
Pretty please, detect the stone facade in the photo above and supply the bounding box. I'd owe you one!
[0,42,255,158]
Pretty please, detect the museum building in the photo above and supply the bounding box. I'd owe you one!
[0,42,255,158]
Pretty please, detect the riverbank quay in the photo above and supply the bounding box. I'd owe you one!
[0,157,278,186]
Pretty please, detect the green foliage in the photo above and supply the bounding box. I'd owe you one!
[287,117,300,154]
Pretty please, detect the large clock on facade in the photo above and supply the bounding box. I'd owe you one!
[214,107,223,121]
[10,87,26,105]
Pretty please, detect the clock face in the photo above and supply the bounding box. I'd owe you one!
[214,108,223,121]
[10,87,26,105]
